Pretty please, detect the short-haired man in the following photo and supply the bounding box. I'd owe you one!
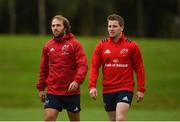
[89,14,145,121]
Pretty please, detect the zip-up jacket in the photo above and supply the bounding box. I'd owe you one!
[37,33,88,95]
[89,33,145,93]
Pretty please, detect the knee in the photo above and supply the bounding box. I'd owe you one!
[44,113,57,121]
[109,116,116,121]
[68,112,80,121]
[110,117,116,121]
[69,116,80,121]
[116,115,126,121]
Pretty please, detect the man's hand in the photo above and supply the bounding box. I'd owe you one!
[68,81,79,92]
[89,88,98,100]
[38,91,46,102]
[136,91,144,103]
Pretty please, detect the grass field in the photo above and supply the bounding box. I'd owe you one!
[0,35,180,120]
[0,107,179,121]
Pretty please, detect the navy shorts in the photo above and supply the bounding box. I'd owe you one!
[44,94,81,113]
[103,91,133,112]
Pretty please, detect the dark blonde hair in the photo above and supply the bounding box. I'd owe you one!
[51,15,71,33]
[107,14,124,26]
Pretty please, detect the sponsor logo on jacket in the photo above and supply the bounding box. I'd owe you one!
[104,49,111,54]
[50,48,55,52]
[105,63,128,68]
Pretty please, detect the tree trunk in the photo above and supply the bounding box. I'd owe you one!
[38,0,46,35]
[79,0,95,35]
[137,0,144,37]
[8,0,16,34]
[176,0,180,38]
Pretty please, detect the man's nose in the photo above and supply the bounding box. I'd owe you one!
[109,27,114,30]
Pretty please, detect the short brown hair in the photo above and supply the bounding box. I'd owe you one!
[107,14,124,26]
[51,15,71,33]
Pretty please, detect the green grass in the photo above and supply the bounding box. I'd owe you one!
[0,107,179,121]
[0,35,180,120]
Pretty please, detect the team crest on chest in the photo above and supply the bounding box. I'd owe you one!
[120,48,128,56]
[61,44,70,55]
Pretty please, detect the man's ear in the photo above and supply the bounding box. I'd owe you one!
[121,25,124,31]
[64,28,67,34]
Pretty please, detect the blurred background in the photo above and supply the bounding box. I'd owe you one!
[1,0,180,37]
[0,0,180,121]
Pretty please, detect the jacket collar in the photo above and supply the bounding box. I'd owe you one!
[53,33,74,42]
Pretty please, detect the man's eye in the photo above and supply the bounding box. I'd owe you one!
[57,24,61,27]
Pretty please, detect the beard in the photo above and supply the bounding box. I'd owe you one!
[53,31,65,38]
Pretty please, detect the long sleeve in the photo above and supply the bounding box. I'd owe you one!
[131,42,145,92]
[36,46,49,91]
[73,42,88,84]
[89,43,102,90]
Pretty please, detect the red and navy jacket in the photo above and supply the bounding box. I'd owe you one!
[36,33,88,95]
[89,33,145,93]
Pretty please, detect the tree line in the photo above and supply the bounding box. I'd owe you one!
[0,0,180,38]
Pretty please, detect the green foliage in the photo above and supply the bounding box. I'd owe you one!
[0,35,180,120]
